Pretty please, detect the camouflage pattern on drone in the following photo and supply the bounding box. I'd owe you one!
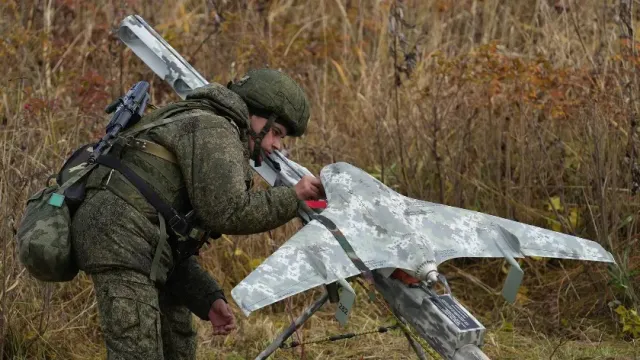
[374,272,490,360]
[230,162,615,316]
[119,15,207,99]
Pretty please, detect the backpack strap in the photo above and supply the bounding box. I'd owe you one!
[122,109,210,137]
[116,109,211,164]
[104,108,224,277]
[94,154,191,235]
[151,213,167,282]
[95,153,210,281]
[47,163,98,207]
[126,138,177,164]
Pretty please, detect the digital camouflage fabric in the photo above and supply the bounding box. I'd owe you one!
[16,141,103,283]
[70,82,301,359]
[228,68,310,137]
[93,267,200,360]
[231,162,616,316]
[16,185,78,282]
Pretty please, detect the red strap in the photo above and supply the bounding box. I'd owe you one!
[305,200,327,209]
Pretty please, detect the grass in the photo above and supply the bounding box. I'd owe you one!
[1,0,640,359]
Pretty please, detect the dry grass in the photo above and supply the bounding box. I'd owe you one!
[1,0,640,359]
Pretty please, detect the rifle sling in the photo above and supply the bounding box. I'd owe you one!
[95,154,190,236]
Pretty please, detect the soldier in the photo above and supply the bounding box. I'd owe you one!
[70,68,323,359]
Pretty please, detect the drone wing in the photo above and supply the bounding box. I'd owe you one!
[230,220,349,317]
[229,212,431,316]
[396,197,615,266]
[231,162,616,315]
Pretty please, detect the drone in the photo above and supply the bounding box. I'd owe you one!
[115,15,616,360]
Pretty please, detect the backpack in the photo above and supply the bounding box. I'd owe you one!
[16,109,213,282]
[16,143,97,282]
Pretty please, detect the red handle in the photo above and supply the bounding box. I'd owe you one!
[305,200,328,209]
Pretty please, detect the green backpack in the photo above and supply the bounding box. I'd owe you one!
[16,108,212,283]
[16,143,97,282]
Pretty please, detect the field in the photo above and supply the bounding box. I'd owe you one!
[1,0,639,359]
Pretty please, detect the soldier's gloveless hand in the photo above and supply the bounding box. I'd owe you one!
[294,175,325,200]
[208,299,237,335]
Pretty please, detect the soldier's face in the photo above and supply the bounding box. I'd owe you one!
[249,115,287,156]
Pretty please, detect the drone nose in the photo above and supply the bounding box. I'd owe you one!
[415,261,438,283]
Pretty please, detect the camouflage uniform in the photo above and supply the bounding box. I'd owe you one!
[71,82,301,359]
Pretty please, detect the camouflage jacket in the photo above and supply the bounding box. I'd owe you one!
[70,83,300,319]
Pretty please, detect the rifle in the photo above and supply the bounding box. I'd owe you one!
[116,14,490,360]
[89,80,150,163]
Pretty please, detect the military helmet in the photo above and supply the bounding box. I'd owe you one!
[228,68,310,137]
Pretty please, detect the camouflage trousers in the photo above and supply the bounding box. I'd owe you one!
[92,270,197,360]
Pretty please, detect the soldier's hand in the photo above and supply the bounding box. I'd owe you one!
[208,299,237,336]
[294,175,325,200]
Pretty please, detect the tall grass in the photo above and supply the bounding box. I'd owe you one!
[1,0,639,358]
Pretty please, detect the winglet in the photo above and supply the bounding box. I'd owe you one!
[501,254,524,303]
[495,225,524,303]
[334,278,356,326]
[303,248,356,325]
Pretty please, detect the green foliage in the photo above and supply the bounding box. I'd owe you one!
[608,247,640,305]
[614,304,640,339]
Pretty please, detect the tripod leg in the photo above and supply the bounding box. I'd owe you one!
[255,292,330,360]
[392,308,429,360]
[402,331,429,360]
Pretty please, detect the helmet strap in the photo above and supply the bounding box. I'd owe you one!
[248,113,277,167]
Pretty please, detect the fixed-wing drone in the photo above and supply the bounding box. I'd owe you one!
[231,160,614,314]
[116,15,617,360]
